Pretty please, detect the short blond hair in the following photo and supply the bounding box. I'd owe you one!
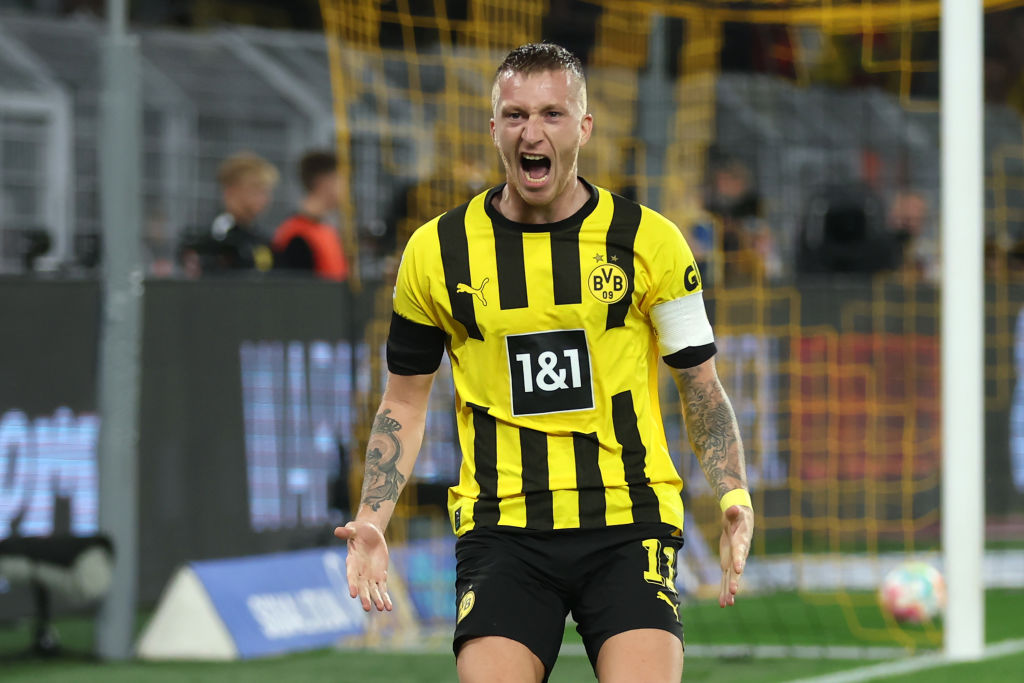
[491,42,587,115]
[217,152,279,189]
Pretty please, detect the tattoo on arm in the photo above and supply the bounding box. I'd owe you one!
[361,409,407,511]
[676,366,747,499]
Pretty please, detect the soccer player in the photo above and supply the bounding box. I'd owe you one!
[336,43,753,683]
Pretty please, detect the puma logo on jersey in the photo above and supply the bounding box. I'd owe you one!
[457,277,490,306]
[657,591,679,621]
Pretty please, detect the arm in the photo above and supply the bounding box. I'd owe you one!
[354,372,434,530]
[672,356,753,607]
[672,357,746,499]
[346,225,445,611]
[334,371,434,612]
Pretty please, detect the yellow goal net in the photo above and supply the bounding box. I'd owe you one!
[321,0,1024,656]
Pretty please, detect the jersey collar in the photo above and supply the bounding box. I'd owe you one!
[484,177,599,233]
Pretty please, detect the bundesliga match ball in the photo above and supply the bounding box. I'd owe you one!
[878,561,946,623]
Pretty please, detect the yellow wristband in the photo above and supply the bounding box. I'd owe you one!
[720,488,752,512]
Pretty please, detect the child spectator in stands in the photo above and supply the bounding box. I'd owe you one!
[179,152,278,276]
[272,150,349,282]
[706,158,781,284]
[887,190,938,283]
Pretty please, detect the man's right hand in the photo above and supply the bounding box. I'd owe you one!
[718,504,753,608]
[335,520,394,612]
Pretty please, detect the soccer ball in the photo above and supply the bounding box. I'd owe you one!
[878,561,946,623]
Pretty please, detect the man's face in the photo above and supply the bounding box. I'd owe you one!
[313,170,341,210]
[224,175,273,223]
[889,193,927,237]
[490,69,592,207]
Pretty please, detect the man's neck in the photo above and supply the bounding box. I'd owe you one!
[494,176,589,225]
[301,195,330,220]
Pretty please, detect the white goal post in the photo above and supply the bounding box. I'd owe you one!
[940,0,985,662]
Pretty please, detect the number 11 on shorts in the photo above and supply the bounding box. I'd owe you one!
[642,539,677,592]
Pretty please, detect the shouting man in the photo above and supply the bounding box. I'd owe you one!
[337,43,753,683]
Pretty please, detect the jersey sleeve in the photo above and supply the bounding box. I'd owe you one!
[643,211,717,369]
[387,225,446,375]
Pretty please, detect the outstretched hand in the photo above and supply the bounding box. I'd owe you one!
[718,504,754,608]
[335,521,393,612]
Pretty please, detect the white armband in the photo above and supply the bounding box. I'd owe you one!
[650,292,714,357]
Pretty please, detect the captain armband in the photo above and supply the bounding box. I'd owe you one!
[650,292,717,369]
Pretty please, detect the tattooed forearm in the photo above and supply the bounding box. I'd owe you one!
[675,363,747,499]
[360,409,407,511]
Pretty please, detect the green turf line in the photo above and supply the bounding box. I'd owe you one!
[0,650,867,683]
[875,650,1024,683]
[1,590,1021,682]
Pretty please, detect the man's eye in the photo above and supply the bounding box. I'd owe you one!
[507,112,521,120]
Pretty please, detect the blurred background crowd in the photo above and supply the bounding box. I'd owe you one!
[1,0,1022,288]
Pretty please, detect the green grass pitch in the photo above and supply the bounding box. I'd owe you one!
[1,590,1021,682]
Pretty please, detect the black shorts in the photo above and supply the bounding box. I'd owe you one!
[453,523,684,680]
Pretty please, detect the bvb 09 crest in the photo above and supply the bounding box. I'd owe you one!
[588,263,628,304]
[457,590,476,623]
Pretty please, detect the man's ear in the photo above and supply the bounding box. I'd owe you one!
[489,118,497,146]
[579,113,594,147]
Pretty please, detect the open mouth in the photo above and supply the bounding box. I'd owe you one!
[519,153,551,185]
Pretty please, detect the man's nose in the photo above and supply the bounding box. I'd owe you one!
[521,115,543,144]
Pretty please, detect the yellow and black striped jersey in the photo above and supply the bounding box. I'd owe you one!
[388,179,715,536]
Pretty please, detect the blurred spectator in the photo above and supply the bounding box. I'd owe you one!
[720,23,797,80]
[3,228,51,272]
[705,158,781,284]
[179,152,278,277]
[797,182,900,276]
[383,150,493,279]
[1008,241,1024,276]
[985,8,1024,116]
[887,190,938,282]
[986,239,1024,278]
[542,0,601,65]
[272,150,349,282]
[144,210,175,278]
[660,181,716,284]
